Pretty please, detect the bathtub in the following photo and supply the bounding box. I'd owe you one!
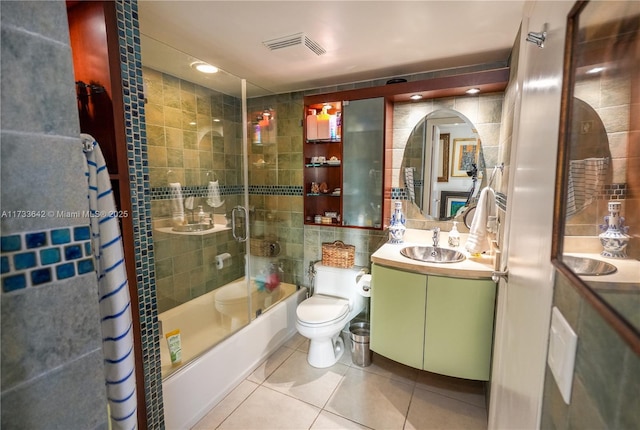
[160,279,306,429]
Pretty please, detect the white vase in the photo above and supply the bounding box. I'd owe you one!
[389,201,406,244]
[599,201,630,258]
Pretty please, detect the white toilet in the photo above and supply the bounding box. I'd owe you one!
[215,280,281,330]
[296,263,369,368]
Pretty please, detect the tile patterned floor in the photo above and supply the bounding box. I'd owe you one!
[192,334,488,430]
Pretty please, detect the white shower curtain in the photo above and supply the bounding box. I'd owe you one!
[82,134,137,429]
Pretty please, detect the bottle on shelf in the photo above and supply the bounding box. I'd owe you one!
[306,109,317,140]
[317,105,331,140]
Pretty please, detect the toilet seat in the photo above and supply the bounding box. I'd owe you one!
[296,295,349,327]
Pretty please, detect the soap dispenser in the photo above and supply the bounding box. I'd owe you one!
[197,205,205,224]
[448,221,460,247]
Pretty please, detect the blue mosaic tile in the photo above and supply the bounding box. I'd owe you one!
[30,268,52,285]
[77,258,95,275]
[1,256,9,274]
[25,232,47,249]
[73,226,91,241]
[3,274,26,292]
[14,252,36,270]
[50,228,71,245]
[1,235,22,252]
[56,263,76,280]
[84,242,92,256]
[64,244,83,260]
[40,248,61,265]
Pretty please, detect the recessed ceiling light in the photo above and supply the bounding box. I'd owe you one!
[190,61,218,74]
[466,88,480,95]
[410,94,423,100]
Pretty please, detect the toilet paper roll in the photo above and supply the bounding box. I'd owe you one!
[216,252,232,269]
[356,274,372,297]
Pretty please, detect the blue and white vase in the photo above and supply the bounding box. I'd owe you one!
[599,201,630,258]
[389,201,406,244]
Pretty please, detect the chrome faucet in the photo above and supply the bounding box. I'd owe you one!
[432,227,440,248]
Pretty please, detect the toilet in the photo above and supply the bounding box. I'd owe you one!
[296,263,369,368]
[215,280,281,330]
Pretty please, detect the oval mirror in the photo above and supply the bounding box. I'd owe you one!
[401,109,485,221]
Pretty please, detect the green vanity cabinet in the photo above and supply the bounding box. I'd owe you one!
[370,264,496,381]
[370,264,427,369]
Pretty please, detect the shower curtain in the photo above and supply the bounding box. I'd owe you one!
[82,134,137,429]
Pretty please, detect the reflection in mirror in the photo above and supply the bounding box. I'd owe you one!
[554,0,639,350]
[401,109,485,221]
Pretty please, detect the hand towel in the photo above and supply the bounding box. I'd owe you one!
[169,182,185,225]
[206,180,224,208]
[404,167,416,203]
[82,134,137,429]
[465,187,497,254]
[566,157,608,218]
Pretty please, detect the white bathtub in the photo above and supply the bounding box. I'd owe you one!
[161,280,306,429]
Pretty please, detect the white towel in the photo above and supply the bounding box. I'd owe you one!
[206,180,224,208]
[566,157,608,218]
[82,134,137,429]
[169,182,185,225]
[465,187,497,254]
[404,168,416,203]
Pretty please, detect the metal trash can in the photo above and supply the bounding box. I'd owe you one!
[349,321,371,367]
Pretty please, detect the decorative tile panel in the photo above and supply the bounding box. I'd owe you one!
[1,228,94,292]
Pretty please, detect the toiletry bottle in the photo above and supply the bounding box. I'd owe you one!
[306,109,318,140]
[316,106,331,140]
[448,221,460,247]
[197,205,205,224]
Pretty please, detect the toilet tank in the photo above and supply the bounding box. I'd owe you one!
[313,263,365,299]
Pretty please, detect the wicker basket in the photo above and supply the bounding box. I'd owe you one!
[321,240,355,268]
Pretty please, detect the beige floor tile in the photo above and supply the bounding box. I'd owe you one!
[415,371,486,408]
[405,386,487,430]
[359,353,419,385]
[263,350,349,408]
[325,367,414,430]
[218,385,321,429]
[283,333,307,350]
[310,410,372,430]
[192,380,259,429]
[247,345,297,384]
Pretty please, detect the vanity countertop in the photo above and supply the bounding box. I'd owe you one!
[371,229,494,279]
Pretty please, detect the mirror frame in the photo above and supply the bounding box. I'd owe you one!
[551,0,640,355]
[403,109,484,221]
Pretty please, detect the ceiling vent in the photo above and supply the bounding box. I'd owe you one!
[262,32,326,56]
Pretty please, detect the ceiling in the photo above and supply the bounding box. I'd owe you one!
[137,1,525,96]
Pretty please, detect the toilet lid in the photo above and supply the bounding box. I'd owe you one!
[297,295,349,324]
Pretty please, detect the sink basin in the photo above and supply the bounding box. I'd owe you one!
[563,255,617,276]
[400,246,466,264]
[172,223,214,232]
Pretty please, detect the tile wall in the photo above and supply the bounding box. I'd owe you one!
[0,1,108,428]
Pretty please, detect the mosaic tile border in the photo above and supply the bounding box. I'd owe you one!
[1,227,94,292]
[150,184,303,200]
[115,0,164,427]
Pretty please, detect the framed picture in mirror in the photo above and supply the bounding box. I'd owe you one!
[440,191,468,219]
[451,138,478,177]
[437,133,450,182]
